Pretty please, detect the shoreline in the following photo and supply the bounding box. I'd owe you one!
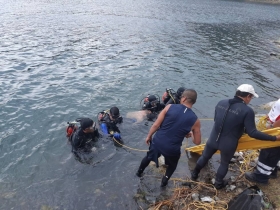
[248,0,280,3]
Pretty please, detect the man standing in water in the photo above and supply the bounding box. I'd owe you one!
[191,84,280,189]
[136,89,202,187]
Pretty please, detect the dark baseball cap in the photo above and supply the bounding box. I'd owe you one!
[148,95,157,102]
[110,107,120,119]
[80,118,94,130]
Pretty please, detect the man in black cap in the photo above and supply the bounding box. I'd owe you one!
[70,118,99,152]
[142,95,165,121]
[98,107,123,141]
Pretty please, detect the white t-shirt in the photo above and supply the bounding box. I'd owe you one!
[268,99,280,123]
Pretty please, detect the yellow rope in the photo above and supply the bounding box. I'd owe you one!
[112,137,148,152]
[236,150,259,173]
[256,115,268,131]
[153,178,228,210]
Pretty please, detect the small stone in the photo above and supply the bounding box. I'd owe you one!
[270,53,277,56]
[233,152,240,157]
[236,188,243,194]
[225,185,231,192]
[237,156,243,161]
[249,162,256,167]
[214,196,220,201]
[158,206,169,210]
[236,182,243,187]
[230,158,237,163]
[191,193,199,201]
[230,176,236,182]
[158,156,165,166]
[146,196,156,204]
[229,185,236,191]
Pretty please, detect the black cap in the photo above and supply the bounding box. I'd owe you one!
[177,87,186,98]
[148,95,157,102]
[80,118,94,130]
[110,107,120,118]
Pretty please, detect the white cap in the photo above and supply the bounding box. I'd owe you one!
[237,84,259,98]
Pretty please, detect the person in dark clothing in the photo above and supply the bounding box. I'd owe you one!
[136,89,202,187]
[245,98,280,184]
[70,118,99,152]
[141,94,165,121]
[162,87,186,105]
[191,84,280,189]
[98,107,123,142]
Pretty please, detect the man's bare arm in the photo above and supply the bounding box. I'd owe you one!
[191,119,201,145]
[145,105,171,144]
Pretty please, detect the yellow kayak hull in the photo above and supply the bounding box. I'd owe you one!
[185,128,280,155]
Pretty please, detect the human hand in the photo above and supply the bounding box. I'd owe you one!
[145,136,152,145]
[267,124,273,129]
[185,131,193,138]
[113,132,121,140]
[276,135,280,141]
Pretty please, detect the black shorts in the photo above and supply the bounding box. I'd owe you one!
[146,143,180,168]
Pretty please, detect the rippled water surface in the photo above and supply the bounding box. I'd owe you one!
[1,0,280,209]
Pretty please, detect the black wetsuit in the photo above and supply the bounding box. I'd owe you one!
[99,113,122,133]
[165,93,180,105]
[70,128,99,152]
[142,100,165,121]
[194,96,276,182]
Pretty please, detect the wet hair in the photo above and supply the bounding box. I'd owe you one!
[235,90,253,98]
[181,89,197,104]
[110,107,120,118]
[176,87,186,99]
[80,118,94,130]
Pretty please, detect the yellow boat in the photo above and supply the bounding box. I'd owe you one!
[185,127,280,155]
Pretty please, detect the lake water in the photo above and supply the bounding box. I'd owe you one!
[0,0,280,209]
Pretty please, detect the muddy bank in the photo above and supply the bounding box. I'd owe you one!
[135,151,279,209]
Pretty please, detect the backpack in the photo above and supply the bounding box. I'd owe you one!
[66,122,78,138]
[228,186,263,210]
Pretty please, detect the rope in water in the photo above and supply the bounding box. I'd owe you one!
[110,118,213,153]
[112,137,148,152]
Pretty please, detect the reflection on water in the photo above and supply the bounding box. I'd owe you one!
[0,0,280,209]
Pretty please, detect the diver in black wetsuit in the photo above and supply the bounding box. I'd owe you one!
[70,118,99,152]
[141,95,165,121]
[162,87,186,105]
[191,84,280,189]
[98,107,123,142]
